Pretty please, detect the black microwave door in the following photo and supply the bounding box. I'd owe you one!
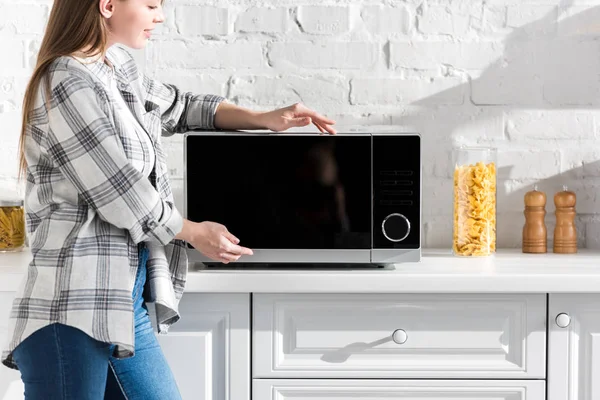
[185,134,372,249]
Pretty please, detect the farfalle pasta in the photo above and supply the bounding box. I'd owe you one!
[0,206,25,251]
[453,161,496,256]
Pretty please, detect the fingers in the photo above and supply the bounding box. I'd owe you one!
[221,235,254,256]
[306,108,335,127]
[218,252,240,263]
[205,252,237,264]
[314,121,337,135]
[287,116,312,128]
[313,121,326,134]
[294,103,336,125]
[227,242,254,256]
[292,105,336,134]
[210,244,253,264]
[322,123,337,135]
[315,115,336,127]
[204,251,238,264]
[289,116,335,135]
[224,231,240,244]
[313,118,336,135]
[216,244,253,264]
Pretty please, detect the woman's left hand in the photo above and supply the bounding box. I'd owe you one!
[259,103,337,134]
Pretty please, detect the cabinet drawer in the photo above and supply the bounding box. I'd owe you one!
[253,379,545,399]
[253,293,546,379]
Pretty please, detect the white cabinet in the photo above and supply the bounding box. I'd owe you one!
[0,292,251,400]
[253,379,546,399]
[149,293,250,400]
[548,294,600,400]
[253,293,546,379]
[0,292,24,400]
[9,289,600,399]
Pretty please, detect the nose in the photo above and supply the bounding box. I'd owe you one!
[155,7,165,23]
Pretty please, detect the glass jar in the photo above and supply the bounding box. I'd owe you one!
[452,147,497,257]
[0,199,25,252]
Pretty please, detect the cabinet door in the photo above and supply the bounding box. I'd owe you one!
[254,379,545,400]
[254,293,546,378]
[148,293,249,400]
[0,292,24,400]
[549,294,600,400]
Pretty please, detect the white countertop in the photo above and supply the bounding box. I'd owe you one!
[2,248,600,293]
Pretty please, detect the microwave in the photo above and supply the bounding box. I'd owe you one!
[184,131,421,265]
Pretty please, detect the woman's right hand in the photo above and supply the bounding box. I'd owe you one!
[176,220,253,263]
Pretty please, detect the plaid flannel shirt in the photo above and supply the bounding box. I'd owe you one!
[1,45,225,370]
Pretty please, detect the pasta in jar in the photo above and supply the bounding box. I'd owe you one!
[0,201,25,252]
[452,149,497,257]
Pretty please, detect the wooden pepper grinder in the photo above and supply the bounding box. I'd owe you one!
[523,185,547,253]
[554,186,577,254]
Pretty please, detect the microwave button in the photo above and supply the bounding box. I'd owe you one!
[382,213,411,242]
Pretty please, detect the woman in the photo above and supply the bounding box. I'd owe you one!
[1,0,336,398]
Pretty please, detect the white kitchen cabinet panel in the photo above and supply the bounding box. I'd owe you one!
[148,293,249,400]
[0,292,24,400]
[253,293,546,379]
[548,294,600,400]
[253,379,546,400]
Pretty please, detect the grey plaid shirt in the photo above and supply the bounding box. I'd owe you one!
[1,45,225,370]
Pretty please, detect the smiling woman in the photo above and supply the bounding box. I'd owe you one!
[5,0,336,398]
[101,0,165,49]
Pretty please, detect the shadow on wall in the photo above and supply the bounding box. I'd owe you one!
[412,2,600,113]
[395,2,600,248]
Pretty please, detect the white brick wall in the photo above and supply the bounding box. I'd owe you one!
[235,7,289,33]
[2,0,600,250]
[178,6,231,36]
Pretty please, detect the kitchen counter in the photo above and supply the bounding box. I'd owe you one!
[1,248,600,293]
[1,248,599,399]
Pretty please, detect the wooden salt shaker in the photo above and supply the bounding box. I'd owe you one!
[554,186,577,254]
[523,186,547,253]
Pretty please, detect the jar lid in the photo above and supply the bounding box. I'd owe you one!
[0,199,24,207]
[456,145,497,152]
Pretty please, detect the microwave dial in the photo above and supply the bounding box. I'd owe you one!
[382,213,411,242]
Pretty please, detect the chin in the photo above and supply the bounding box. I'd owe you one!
[123,39,147,50]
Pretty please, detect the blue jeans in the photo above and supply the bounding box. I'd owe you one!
[12,245,182,400]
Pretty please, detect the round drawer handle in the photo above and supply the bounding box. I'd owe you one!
[556,313,571,328]
[392,329,408,344]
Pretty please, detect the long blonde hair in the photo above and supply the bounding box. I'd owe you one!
[18,0,110,179]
